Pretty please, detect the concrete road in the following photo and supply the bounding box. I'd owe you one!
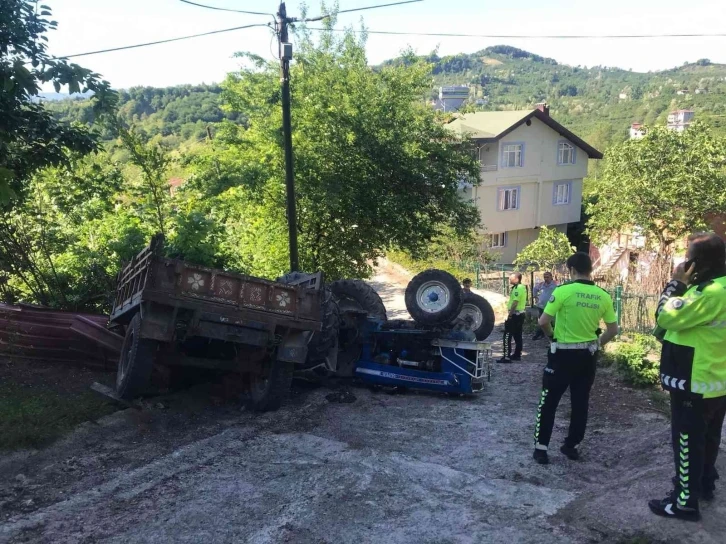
[1,264,725,544]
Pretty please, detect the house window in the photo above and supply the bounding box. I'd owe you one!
[502,143,524,168]
[491,232,507,248]
[558,141,576,165]
[498,186,519,211]
[553,182,571,205]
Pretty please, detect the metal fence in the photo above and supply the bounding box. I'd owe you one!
[453,261,658,333]
[608,286,658,334]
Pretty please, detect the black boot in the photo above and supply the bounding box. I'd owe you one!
[648,492,700,522]
[560,444,580,461]
[702,481,715,501]
[533,449,549,465]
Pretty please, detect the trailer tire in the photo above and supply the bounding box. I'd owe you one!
[329,279,387,320]
[405,269,464,326]
[116,313,158,399]
[455,292,496,341]
[247,355,294,412]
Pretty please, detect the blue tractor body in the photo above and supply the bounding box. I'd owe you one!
[353,321,492,395]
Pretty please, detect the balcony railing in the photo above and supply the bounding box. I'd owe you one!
[480,164,498,172]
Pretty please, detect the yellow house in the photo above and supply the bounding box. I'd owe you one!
[448,105,603,263]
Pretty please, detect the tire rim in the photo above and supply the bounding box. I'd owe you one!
[458,303,483,331]
[415,280,450,313]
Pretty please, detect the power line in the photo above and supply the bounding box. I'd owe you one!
[59,23,270,58]
[310,28,726,39]
[304,0,423,22]
[178,0,273,17]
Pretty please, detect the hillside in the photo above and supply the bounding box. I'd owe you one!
[45,84,242,150]
[46,46,726,154]
[394,46,726,149]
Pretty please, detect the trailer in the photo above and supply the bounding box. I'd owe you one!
[109,236,324,410]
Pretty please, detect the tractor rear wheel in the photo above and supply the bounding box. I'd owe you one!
[304,287,340,369]
[329,279,387,376]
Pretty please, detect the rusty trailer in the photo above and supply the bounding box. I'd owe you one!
[109,236,324,410]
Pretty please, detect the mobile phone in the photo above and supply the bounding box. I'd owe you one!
[683,258,709,284]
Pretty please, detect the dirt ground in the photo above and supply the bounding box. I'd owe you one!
[1,263,726,544]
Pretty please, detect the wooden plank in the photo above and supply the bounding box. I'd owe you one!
[90,382,136,408]
[70,316,123,354]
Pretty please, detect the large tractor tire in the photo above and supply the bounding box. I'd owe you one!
[277,273,341,371]
[405,269,464,326]
[329,279,387,321]
[329,279,387,376]
[304,287,340,369]
[455,292,496,341]
[116,313,158,399]
[247,354,294,412]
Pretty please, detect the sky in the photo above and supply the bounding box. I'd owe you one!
[45,0,726,90]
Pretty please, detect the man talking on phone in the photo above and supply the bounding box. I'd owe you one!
[649,233,726,522]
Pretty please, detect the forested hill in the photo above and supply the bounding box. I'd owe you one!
[45,84,241,149]
[384,45,726,149]
[46,46,726,153]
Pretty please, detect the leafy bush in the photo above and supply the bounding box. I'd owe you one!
[387,250,476,284]
[602,333,660,387]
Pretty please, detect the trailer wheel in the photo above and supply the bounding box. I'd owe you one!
[329,279,387,376]
[247,354,294,412]
[405,269,463,326]
[116,313,158,399]
[455,292,496,341]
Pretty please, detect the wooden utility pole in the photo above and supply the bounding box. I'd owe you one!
[277,2,299,272]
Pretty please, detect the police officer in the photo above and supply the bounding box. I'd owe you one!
[498,273,527,363]
[648,233,726,522]
[533,252,619,464]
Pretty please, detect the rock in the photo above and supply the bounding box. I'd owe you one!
[325,390,357,404]
[23,498,34,507]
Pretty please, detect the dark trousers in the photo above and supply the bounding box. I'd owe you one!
[669,392,726,507]
[533,307,545,338]
[503,313,525,358]
[534,349,596,448]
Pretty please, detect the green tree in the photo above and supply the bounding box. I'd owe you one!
[586,123,726,279]
[513,226,574,271]
[187,22,480,280]
[0,0,116,204]
[117,126,172,237]
[0,154,149,310]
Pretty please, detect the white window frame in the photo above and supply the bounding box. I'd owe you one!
[497,186,520,211]
[557,141,576,165]
[501,142,524,168]
[553,182,571,206]
[491,232,507,248]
